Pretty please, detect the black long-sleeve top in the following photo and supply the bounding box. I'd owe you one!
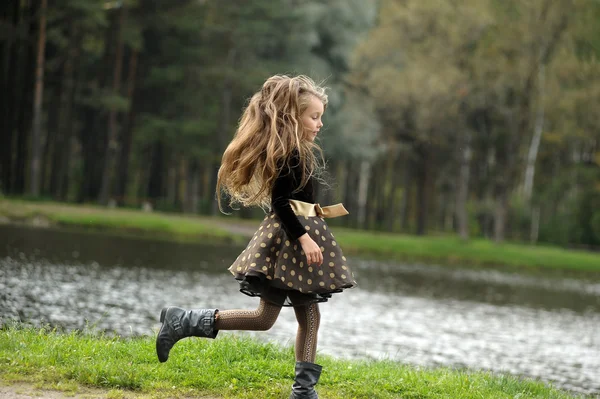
[270,155,314,241]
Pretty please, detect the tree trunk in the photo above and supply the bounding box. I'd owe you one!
[385,155,402,232]
[456,131,472,240]
[183,159,192,213]
[78,10,116,202]
[188,161,201,214]
[50,21,78,199]
[375,158,390,229]
[530,205,540,244]
[335,160,347,204]
[99,5,126,205]
[115,49,138,206]
[44,85,60,194]
[494,6,570,241]
[14,94,29,194]
[49,83,64,197]
[494,183,509,243]
[29,0,47,197]
[59,28,83,201]
[167,157,177,207]
[366,159,379,230]
[0,1,20,194]
[523,64,545,202]
[346,163,357,227]
[15,2,38,195]
[356,160,371,229]
[400,155,413,231]
[78,109,105,202]
[147,141,165,201]
[415,145,430,236]
[202,160,214,214]
[137,146,152,204]
[210,46,237,215]
[442,190,454,232]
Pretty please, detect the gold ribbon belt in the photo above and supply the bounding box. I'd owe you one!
[289,199,349,218]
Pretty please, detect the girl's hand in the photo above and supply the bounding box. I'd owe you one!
[298,233,323,266]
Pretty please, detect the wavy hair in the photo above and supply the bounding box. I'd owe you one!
[217,74,328,211]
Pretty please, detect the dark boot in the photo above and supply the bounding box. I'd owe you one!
[289,361,322,399]
[156,306,219,363]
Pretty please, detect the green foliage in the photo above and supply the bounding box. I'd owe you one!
[534,163,600,247]
[48,0,109,57]
[289,0,380,161]
[347,0,600,245]
[571,185,600,247]
[3,0,600,249]
[0,325,579,399]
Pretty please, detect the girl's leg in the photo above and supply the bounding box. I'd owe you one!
[215,298,282,331]
[156,298,282,363]
[292,302,321,363]
[290,302,322,398]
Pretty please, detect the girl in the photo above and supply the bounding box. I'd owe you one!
[156,74,356,399]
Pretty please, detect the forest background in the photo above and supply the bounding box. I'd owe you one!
[1,0,600,249]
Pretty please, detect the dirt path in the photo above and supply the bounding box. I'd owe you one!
[0,383,113,399]
[0,383,222,399]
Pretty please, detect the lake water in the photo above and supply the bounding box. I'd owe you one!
[0,224,599,395]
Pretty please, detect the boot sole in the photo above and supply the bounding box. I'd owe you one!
[156,307,170,363]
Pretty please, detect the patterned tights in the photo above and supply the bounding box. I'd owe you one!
[293,302,320,363]
[214,298,320,363]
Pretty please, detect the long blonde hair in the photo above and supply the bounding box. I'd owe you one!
[217,75,328,211]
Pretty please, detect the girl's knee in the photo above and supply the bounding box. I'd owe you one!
[256,315,278,331]
[255,303,281,330]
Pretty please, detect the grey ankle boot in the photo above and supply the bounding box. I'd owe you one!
[156,306,219,362]
[289,361,322,399]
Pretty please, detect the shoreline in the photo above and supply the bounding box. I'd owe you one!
[1,198,599,277]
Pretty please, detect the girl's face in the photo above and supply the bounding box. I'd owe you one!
[300,95,324,142]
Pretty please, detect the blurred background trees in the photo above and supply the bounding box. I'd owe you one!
[1,0,599,248]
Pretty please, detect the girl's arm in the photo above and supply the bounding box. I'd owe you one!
[271,163,323,266]
[271,164,307,241]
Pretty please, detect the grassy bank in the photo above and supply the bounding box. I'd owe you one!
[0,325,581,399]
[1,198,599,274]
[0,198,244,244]
[335,230,600,274]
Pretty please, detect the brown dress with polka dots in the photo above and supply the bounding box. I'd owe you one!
[227,154,357,306]
[228,211,357,306]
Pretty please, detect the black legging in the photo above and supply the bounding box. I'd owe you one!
[214,298,320,363]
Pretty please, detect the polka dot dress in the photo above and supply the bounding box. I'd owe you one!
[228,212,357,304]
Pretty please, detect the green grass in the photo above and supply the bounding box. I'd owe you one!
[1,198,599,274]
[0,325,582,399]
[335,229,600,274]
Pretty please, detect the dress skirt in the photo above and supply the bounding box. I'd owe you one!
[228,209,357,306]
